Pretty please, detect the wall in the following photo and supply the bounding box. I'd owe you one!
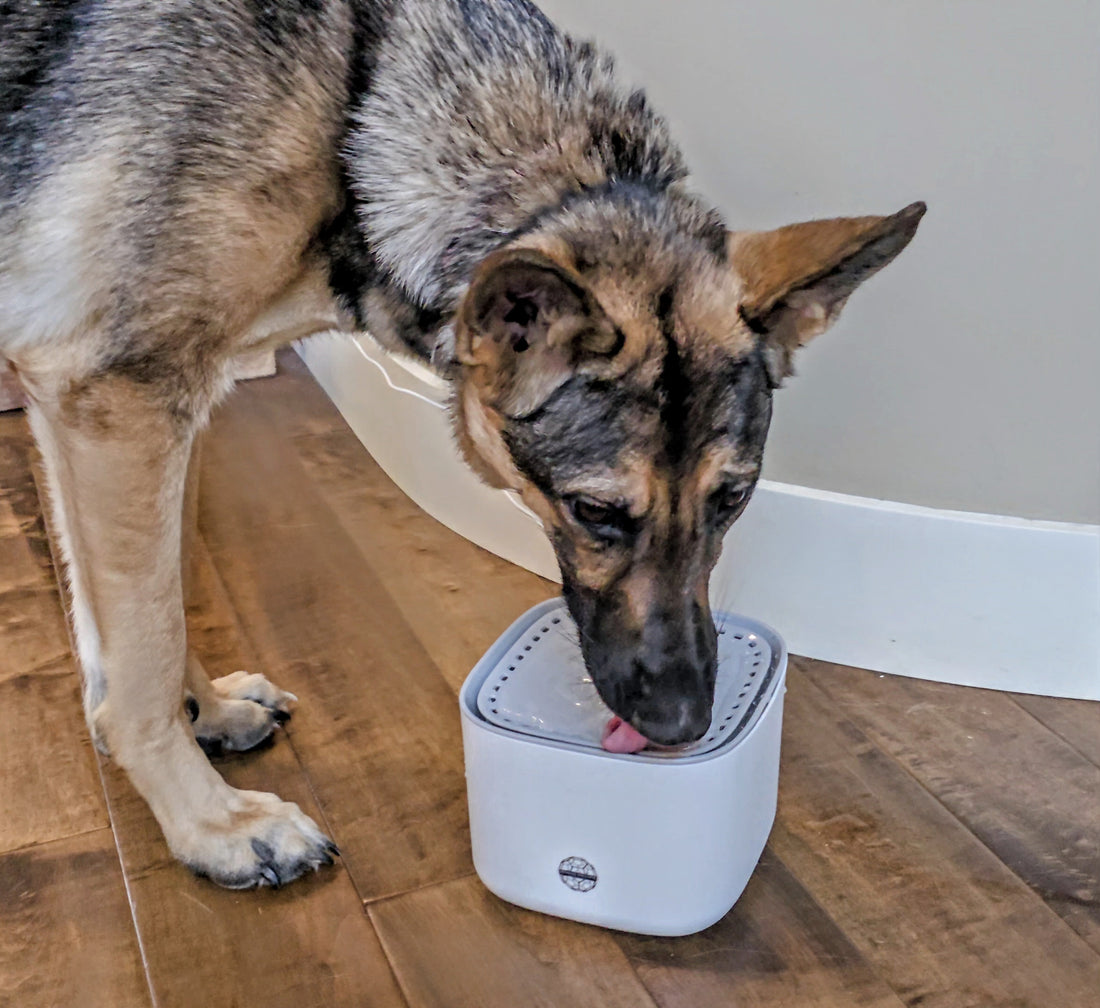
[537,0,1100,525]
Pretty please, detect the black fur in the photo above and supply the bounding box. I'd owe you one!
[656,288,690,462]
[504,377,654,496]
[314,1,393,325]
[250,0,327,45]
[315,185,378,328]
[0,0,89,199]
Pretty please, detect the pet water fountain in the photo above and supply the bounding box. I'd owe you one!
[459,597,787,936]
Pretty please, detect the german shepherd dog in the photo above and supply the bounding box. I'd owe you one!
[0,0,923,888]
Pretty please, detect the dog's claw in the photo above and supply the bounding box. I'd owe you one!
[251,840,283,888]
[246,829,338,887]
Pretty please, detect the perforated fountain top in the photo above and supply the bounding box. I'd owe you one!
[473,599,784,760]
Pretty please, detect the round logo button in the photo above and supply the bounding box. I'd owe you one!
[558,856,597,892]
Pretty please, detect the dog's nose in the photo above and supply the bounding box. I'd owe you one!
[632,696,712,747]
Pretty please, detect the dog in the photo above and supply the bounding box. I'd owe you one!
[0,0,924,888]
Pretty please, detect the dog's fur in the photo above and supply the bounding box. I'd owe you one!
[0,0,923,887]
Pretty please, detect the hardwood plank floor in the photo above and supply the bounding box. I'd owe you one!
[799,658,1100,955]
[95,535,409,1008]
[616,852,908,1008]
[0,425,110,853]
[1013,693,1100,770]
[0,348,1097,1007]
[370,875,661,1008]
[771,664,1100,1007]
[0,831,150,1008]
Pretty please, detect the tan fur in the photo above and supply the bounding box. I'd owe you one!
[7,146,346,882]
[24,366,330,882]
[728,202,927,380]
[453,384,526,490]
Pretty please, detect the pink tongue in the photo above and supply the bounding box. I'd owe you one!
[601,716,651,754]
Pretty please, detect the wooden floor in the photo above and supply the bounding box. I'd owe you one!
[1,349,1098,1008]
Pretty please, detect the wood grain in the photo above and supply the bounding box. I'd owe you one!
[799,658,1100,954]
[108,762,408,1008]
[0,423,70,677]
[771,662,1100,1007]
[371,874,658,1008]
[0,830,150,1008]
[0,418,109,854]
[0,665,109,856]
[618,851,906,1008]
[1013,693,1100,770]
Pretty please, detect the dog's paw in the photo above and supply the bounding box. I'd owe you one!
[212,670,298,715]
[176,790,339,889]
[188,671,298,755]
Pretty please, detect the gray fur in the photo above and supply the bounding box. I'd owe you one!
[349,0,690,333]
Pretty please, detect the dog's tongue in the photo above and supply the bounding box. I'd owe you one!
[601,716,651,754]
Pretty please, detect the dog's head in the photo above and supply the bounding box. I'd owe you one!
[453,197,924,745]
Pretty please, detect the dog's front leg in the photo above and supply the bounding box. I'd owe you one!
[27,373,335,887]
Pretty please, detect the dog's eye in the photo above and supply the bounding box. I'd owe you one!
[710,484,751,525]
[566,496,635,543]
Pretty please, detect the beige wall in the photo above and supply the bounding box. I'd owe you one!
[538,0,1100,524]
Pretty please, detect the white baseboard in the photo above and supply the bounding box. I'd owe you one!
[716,484,1099,700]
[298,333,1100,701]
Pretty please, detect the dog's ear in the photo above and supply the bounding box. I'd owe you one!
[455,248,622,417]
[729,201,925,386]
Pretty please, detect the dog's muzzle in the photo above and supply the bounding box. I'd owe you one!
[566,586,719,747]
[614,659,714,746]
